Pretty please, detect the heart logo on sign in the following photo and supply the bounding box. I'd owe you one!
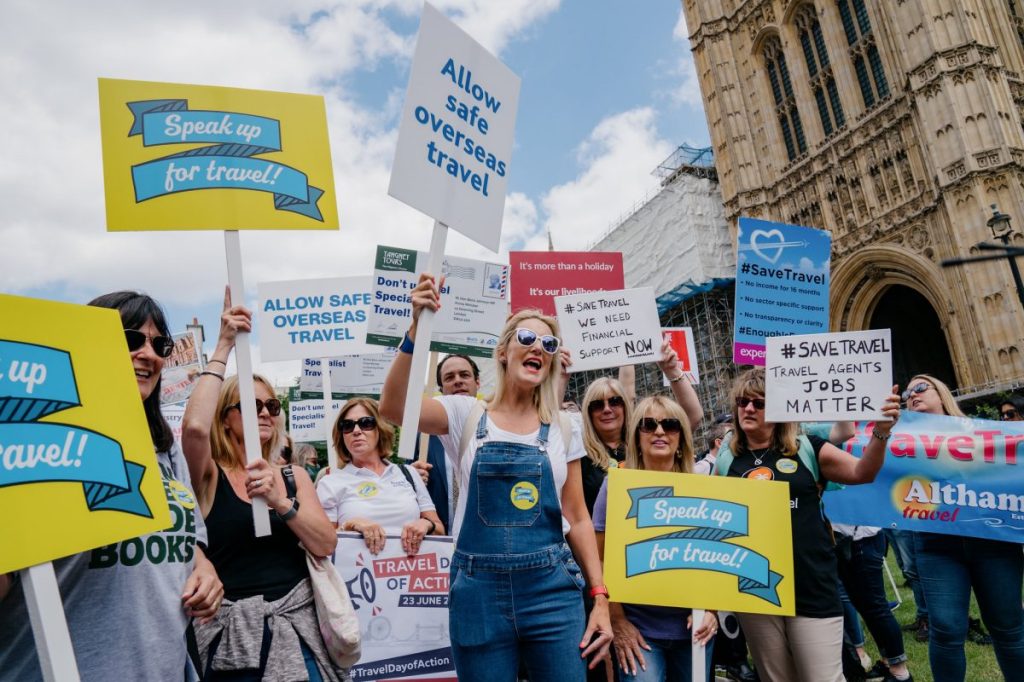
[750,229,786,264]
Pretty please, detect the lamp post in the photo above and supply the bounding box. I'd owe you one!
[942,204,1024,311]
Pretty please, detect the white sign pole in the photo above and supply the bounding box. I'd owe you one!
[691,608,707,682]
[321,357,339,470]
[224,230,271,536]
[22,562,81,682]
[417,351,440,463]
[397,221,448,462]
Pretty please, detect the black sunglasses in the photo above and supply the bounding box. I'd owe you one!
[124,329,174,358]
[901,382,932,402]
[736,396,766,410]
[515,328,560,354]
[638,417,683,434]
[1002,409,1019,421]
[340,416,377,434]
[589,395,626,413]
[226,398,282,417]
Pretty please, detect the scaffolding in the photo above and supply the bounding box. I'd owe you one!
[653,144,718,184]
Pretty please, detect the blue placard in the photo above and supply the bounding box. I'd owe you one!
[733,218,831,365]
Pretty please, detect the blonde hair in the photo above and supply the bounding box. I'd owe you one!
[332,397,396,463]
[729,367,799,456]
[292,443,319,469]
[581,377,632,471]
[489,309,561,424]
[908,374,964,417]
[210,375,281,469]
[624,396,695,473]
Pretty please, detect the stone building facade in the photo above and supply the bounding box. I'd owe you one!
[681,0,1024,395]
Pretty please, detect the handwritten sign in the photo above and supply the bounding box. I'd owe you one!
[257,277,375,362]
[509,251,624,316]
[604,468,794,615]
[388,3,520,250]
[0,294,171,574]
[99,78,338,230]
[733,218,831,365]
[661,328,699,386]
[765,330,892,422]
[333,532,455,680]
[366,245,509,358]
[826,411,1024,543]
[555,287,662,373]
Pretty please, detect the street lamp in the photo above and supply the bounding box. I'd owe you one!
[942,204,1024,311]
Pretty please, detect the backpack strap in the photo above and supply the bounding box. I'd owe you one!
[795,434,844,492]
[282,464,297,498]
[396,461,416,489]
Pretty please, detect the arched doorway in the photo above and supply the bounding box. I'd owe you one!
[869,285,957,390]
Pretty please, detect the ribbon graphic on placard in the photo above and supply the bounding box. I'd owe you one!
[0,340,152,517]
[624,486,782,605]
[125,99,325,221]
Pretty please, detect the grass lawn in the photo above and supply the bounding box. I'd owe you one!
[856,553,1002,681]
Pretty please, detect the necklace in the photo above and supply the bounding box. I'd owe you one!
[750,448,771,466]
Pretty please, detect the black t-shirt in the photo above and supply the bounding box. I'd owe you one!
[726,435,841,618]
[581,443,625,516]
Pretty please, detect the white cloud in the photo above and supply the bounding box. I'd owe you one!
[670,8,703,108]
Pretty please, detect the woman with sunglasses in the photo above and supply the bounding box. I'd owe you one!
[182,293,341,681]
[592,395,718,681]
[716,368,900,682]
[998,394,1024,422]
[0,291,222,681]
[903,374,1024,682]
[379,273,613,681]
[316,397,443,556]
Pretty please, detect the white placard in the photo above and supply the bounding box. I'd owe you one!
[765,329,892,422]
[299,351,398,396]
[555,287,663,373]
[388,3,521,251]
[661,327,700,386]
[367,245,509,358]
[257,276,375,362]
[161,404,186,447]
[289,398,345,443]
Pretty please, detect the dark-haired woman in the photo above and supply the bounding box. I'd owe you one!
[0,291,222,681]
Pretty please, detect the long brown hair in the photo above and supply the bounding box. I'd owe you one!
[729,367,798,456]
[210,374,281,468]
[332,397,396,463]
[624,396,695,474]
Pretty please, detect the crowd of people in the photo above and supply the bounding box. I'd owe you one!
[2,278,1023,682]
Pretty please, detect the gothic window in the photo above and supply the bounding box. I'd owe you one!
[796,5,845,136]
[837,0,890,108]
[764,36,807,161]
[1008,1,1024,51]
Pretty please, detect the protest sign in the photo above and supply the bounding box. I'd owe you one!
[509,251,624,316]
[161,404,185,447]
[299,354,396,398]
[257,277,375,362]
[826,411,1024,543]
[289,399,344,443]
[555,287,662,373]
[388,3,520,250]
[733,218,831,366]
[0,294,171,574]
[160,331,203,405]
[765,329,892,422]
[333,532,455,680]
[98,78,338,230]
[661,327,699,386]
[604,468,795,616]
[366,245,509,358]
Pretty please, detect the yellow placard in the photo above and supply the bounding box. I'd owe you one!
[605,468,795,616]
[0,294,171,573]
[98,78,339,231]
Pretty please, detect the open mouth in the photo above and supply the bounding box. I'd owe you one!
[523,358,543,371]
[134,368,152,379]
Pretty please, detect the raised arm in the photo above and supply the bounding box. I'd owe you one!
[820,386,900,484]
[617,364,636,405]
[378,273,451,435]
[657,338,703,431]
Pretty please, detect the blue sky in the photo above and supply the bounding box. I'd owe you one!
[1,1,710,384]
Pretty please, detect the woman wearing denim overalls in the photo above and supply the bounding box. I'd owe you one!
[380,273,613,681]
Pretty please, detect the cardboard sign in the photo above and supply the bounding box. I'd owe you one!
[509,251,624,316]
[765,329,892,422]
[257,277,375,362]
[661,328,699,386]
[333,532,455,680]
[555,287,662,373]
[160,331,203,405]
[388,3,521,251]
[0,294,171,574]
[826,411,1024,543]
[298,353,397,398]
[366,245,509,358]
[289,399,344,443]
[733,218,831,365]
[604,468,795,616]
[99,78,338,231]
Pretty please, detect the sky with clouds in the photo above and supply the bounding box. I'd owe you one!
[1,0,710,384]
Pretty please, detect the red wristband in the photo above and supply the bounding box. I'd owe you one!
[589,585,609,598]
